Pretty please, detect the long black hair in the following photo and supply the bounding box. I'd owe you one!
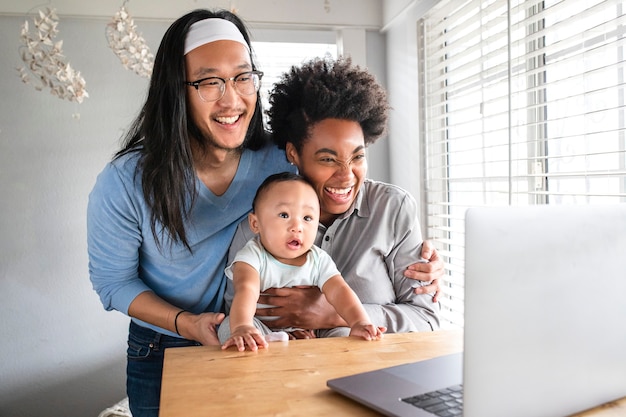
[115,9,268,251]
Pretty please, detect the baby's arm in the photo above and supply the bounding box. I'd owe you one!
[322,275,386,340]
[222,262,269,351]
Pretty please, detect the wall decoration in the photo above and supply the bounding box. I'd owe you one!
[17,8,88,103]
[105,4,154,78]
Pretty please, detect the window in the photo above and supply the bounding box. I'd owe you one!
[252,41,338,124]
[420,0,626,327]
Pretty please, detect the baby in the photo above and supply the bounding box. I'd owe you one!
[218,172,385,351]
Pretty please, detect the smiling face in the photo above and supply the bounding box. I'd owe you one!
[185,40,257,151]
[287,118,368,226]
[248,180,320,266]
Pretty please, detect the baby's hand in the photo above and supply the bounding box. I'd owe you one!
[349,322,386,341]
[221,325,269,352]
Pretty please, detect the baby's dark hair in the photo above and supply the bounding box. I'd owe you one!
[252,172,314,212]
[267,56,389,154]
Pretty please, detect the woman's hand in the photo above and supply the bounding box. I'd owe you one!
[404,240,444,302]
[256,286,345,331]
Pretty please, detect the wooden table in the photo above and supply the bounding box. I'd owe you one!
[159,329,626,417]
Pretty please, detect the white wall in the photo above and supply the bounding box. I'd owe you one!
[0,2,386,416]
[382,0,438,230]
[0,0,382,27]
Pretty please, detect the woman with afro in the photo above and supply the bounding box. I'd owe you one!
[226,56,441,338]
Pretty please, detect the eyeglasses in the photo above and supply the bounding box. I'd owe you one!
[184,70,263,102]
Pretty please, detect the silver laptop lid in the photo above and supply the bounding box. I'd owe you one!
[463,204,626,417]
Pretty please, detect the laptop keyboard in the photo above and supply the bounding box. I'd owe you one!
[401,384,463,416]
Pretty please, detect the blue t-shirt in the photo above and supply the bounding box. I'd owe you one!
[87,144,294,336]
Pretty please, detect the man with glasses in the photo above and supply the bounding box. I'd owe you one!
[88,10,291,417]
[87,9,442,417]
[185,70,263,102]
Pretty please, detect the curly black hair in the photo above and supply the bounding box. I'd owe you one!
[267,56,389,154]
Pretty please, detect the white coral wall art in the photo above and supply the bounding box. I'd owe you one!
[105,5,154,78]
[17,8,89,103]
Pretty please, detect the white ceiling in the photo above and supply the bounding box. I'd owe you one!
[0,0,384,29]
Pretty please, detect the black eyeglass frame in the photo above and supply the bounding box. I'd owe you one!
[184,70,264,102]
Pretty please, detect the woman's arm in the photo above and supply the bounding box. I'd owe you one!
[255,240,442,332]
[257,285,345,330]
[360,189,440,332]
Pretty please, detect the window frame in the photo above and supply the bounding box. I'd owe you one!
[419,0,626,328]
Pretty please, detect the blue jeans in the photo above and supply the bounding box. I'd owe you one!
[126,321,200,417]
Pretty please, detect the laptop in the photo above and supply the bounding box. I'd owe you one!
[328,204,626,417]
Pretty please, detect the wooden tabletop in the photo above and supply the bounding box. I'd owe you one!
[160,329,462,416]
[159,329,625,417]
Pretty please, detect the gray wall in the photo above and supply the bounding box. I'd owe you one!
[0,15,163,417]
[0,3,388,416]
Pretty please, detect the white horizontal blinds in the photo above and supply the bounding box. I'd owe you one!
[421,0,626,328]
[524,0,626,204]
[422,0,515,327]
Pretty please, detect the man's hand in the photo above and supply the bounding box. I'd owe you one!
[404,240,444,302]
[178,311,225,346]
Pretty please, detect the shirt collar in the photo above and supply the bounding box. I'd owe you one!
[337,180,371,220]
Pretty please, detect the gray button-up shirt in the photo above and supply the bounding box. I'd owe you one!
[315,179,439,332]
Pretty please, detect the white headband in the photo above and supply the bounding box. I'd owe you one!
[184,18,250,55]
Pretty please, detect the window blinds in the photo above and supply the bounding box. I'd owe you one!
[420,0,626,327]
